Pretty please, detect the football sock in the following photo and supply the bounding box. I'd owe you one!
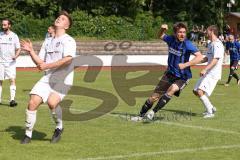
[200,95,213,114]
[140,99,153,117]
[153,94,171,113]
[51,105,63,129]
[233,73,239,81]
[10,85,16,101]
[25,109,37,138]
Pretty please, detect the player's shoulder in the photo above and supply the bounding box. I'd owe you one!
[62,34,76,43]
[213,39,224,47]
[10,31,18,37]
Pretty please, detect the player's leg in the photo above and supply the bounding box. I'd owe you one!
[47,92,64,143]
[0,63,5,104]
[146,79,188,120]
[131,73,170,121]
[193,76,217,118]
[225,61,239,86]
[231,61,240,84]
[21,94,43,144]
[5,62,17,106]
[9,78,17,107]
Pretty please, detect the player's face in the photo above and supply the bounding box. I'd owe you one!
[229,35,234,42]
[176,28,186,42]
[54,15,70,30]
[2,20,10,32]
[206,28,212,39]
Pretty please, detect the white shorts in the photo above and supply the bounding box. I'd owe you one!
[30,80,71,103]
[194,75,218,97]
[0,62,16,80]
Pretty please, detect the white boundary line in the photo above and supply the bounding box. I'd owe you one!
[76,144,240,160]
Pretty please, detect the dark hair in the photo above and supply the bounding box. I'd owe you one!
[207,25,219,36]
[58,10,72,29]
[2,18,12,25]
[173,22,187,33]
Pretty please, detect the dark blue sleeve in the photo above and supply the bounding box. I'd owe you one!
[163,35,174,45]
[226,42,229,50]
[235,42,240,51]
[185,40,199,55]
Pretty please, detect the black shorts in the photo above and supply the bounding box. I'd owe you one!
[154,72,189,97]
[230,60,239,70]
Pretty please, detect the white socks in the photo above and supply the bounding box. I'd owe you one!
[25,109,37,138]
[51,105,63,129]
[200,95,213,114]
[10,85,16,101]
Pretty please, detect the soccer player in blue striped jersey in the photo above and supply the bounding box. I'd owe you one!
[225,34,240,86]
[131,22,203,121]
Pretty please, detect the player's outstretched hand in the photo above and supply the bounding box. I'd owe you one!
[20,39,33,53]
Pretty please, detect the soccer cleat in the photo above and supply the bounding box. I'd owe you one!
[146,110,155,120]
[130,116,143,122]
[237,80,240,85]
[212,107,217,113]
[203,113,215,118]
[10,100,17,107]
[202,107,217,115]
[51,128,64,143]
[224,83,229,87]
[20,135,31,144]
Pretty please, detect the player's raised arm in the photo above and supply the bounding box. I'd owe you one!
[158,24,168,40]
[20,39,44,66]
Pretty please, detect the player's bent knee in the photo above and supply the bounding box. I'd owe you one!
[167,84,179,95]
[28,99,39,111]
[150,93,160,102]
[47,100,59,109]
[192,90,198,96]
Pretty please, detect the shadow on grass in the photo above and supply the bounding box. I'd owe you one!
[162,108,198,117]
[0,103,11,107]
[5,126,50,141]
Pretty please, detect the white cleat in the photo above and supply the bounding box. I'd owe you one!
[130,116,143,122]
[202,107,217,115]
[203,113,215,118]
[212,107,217,113]
[146,110,155,120]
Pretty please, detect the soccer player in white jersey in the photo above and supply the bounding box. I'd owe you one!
[0,19,21,107]
[193,25,224,118]
[20,11,76,144]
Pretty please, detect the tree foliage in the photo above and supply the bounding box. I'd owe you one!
[0,0,239,39]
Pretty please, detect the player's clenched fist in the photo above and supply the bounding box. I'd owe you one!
[161,24,168,30]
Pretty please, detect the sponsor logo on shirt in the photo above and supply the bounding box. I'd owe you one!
[56,42,60,47]
[169,47,182,56]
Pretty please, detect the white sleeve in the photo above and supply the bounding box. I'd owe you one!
[213,43,224,59]
[63,37,76,58]
[14,34,20,49]
[38,41,46,61]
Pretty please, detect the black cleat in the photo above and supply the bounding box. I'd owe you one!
[51,128,63,143]
[21,135,31,144]
[10,100,17,107]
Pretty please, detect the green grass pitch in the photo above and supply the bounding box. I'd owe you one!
[0,68,240,160]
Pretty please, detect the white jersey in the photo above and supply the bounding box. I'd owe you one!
[0,31,20,63]
[205,38,224,80]
[38,34,76,85]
